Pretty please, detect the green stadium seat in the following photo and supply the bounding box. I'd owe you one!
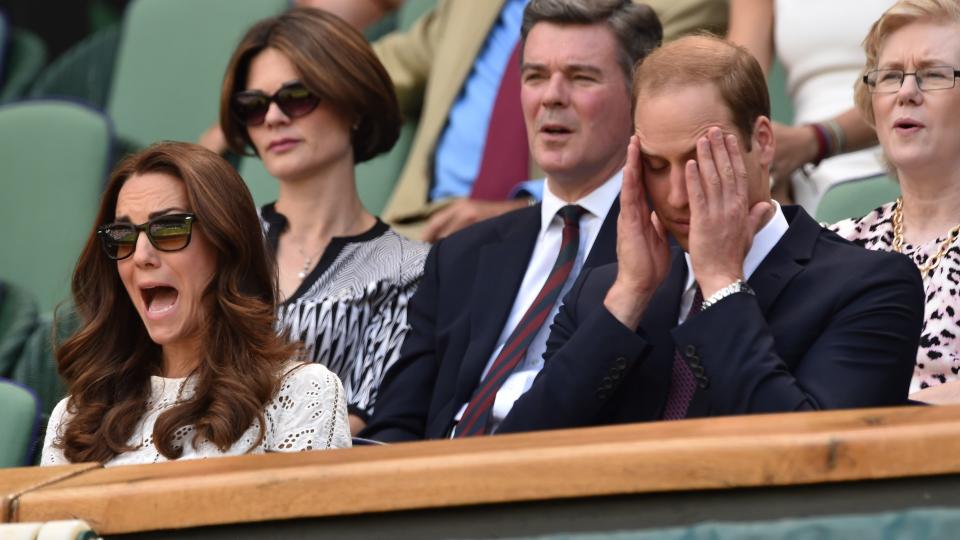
[27,24,121,110]
[816,174,901,224]
[0,281,38,381]
[107,0,288,151]
[0,378,40,467]
[0,100,111,311]
[0,28,48,103]
[767,58,794,125]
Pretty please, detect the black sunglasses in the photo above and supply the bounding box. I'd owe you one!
[231,81,320,126]
[97,213,196,261]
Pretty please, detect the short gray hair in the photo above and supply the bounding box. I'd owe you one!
[520,0,663,89]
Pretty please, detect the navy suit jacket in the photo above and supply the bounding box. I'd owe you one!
[497,206,925,433]
[362,200,620,441]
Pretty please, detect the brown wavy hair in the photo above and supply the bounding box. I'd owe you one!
[55,141,299,463]
[219,7,400,163]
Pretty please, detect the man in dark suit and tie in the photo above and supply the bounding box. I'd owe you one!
[494,34,925,434]
[360,0,663,441]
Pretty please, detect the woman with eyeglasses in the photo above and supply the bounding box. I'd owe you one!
[829,0,960,403]
[42,142,351,466]
[219,8,427,435]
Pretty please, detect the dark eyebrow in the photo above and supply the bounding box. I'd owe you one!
[114,207,189,223]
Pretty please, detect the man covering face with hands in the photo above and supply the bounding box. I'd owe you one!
[496,35,925,433]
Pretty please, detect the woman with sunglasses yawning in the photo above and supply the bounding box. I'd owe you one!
[42,142,351,466]
[220,8,427,435]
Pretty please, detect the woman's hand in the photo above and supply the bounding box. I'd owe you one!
[911,380,960,405]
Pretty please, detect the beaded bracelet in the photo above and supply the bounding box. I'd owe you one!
[809,123,832,166]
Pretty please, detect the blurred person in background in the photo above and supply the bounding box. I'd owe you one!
[830,0,960,403]
[728,0,893,211]
[220,8,428,435]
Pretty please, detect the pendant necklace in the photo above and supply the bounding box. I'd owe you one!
[295,242,324,280]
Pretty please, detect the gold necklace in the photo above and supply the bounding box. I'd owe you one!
[891,197,960,276]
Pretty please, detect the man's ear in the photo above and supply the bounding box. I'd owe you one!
[752,115,776,168]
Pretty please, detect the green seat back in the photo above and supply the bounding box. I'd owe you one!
[768,59,794,125]
[107,0,288,150]
[0,281,38,378]
[237,156,278,209]
[0,378,40,467]
[816,174,901,223]
[28,24,121,110]
[0,101,111,311]
[0,28,48,103]
[397,0,438,29]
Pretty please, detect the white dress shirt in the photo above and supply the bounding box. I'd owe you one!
[678,201,789,323]
[454,171,623,433]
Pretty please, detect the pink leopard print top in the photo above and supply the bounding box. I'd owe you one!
[831,202,960,393]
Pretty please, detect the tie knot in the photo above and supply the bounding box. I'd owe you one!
[558,205,586,228]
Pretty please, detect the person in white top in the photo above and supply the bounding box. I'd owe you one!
[728,0,892,212]
[42,142,350,467]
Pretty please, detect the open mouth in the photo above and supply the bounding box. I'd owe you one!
[541,125,572,135]
[894,118,924,131]
[141,285,180,315]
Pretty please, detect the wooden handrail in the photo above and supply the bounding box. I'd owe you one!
[4,405,960,534]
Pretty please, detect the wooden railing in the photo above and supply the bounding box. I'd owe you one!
[4,405,960,536]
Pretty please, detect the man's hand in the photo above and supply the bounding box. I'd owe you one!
[604,135,671,330]
[686,128,772,299]
[422,198,530,243]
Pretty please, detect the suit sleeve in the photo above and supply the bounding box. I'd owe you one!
[359,242,444,442]
[497,268,652,433]
[372,0,451,117]
[672,255,924,413]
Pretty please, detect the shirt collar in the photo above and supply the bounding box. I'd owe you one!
[683,200,789,291]
[540,170,623,234]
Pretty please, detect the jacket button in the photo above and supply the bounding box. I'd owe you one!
[684,345,697,357]
[615,357,627,369]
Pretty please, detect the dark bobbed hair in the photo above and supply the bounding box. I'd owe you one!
[520,0,663,91]
[55,141,299,463]
[632,34,770,150]
[220,7,401,163]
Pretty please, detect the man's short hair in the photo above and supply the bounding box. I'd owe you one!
[632,34,770,147]
[520,0,663,89]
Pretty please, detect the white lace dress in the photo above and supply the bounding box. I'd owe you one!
[42,363,351,466]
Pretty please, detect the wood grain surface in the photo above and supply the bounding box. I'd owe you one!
[4,405,960,534]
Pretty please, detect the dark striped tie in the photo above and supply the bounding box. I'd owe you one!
[662,286,703,420]
[455,204,587,437]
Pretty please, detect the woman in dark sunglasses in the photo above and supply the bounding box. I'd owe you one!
[41,142,351,466]
[220,8,428,434]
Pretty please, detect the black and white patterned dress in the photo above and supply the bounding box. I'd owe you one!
[830,202,960,393]
[261,204,428,418]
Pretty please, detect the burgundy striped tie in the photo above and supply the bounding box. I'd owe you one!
[662,287,703,420]
[455,205,587,437]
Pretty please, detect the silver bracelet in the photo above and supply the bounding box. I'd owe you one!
[701,279,754,310]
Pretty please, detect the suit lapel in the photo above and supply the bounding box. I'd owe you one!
[685,206,819,417]
[454,208,541,405]
[584,197,620,268]
[747,206,817,314]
